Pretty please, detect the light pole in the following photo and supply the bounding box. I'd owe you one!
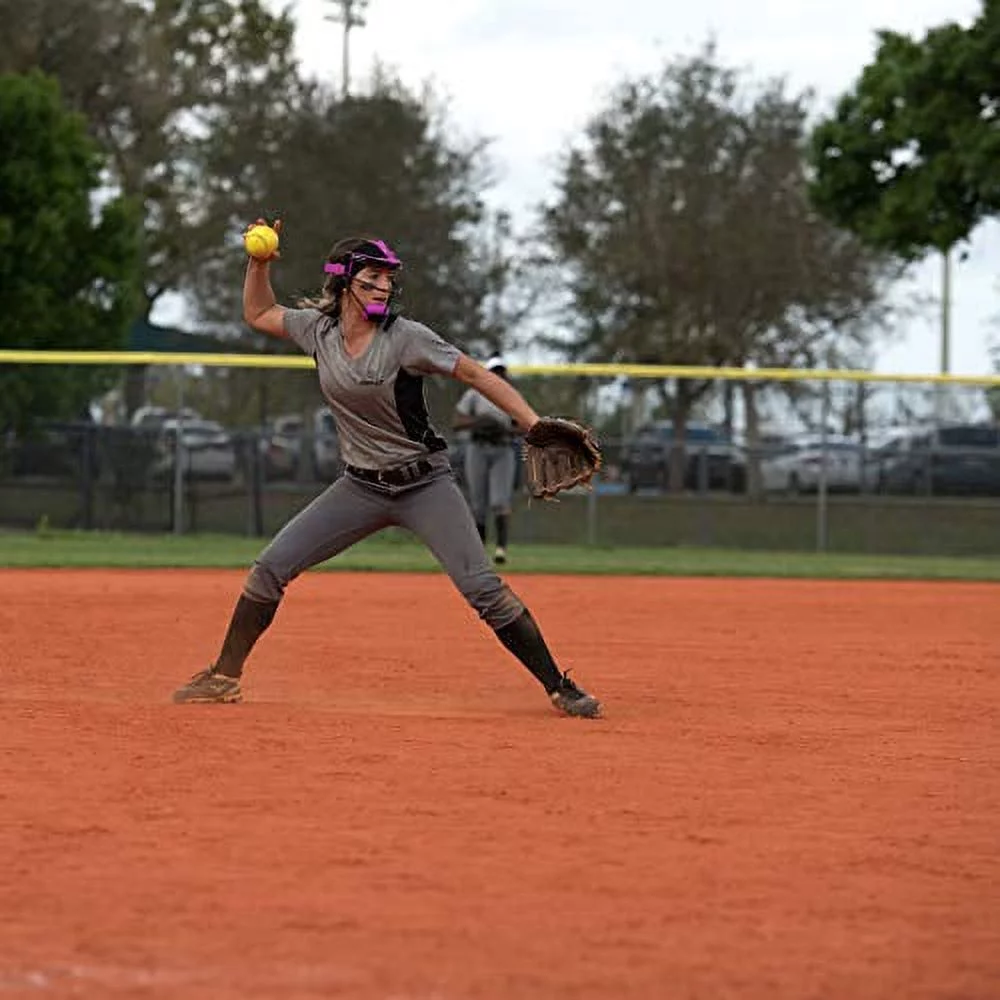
[940,248,952,378]
[323,0,370,99]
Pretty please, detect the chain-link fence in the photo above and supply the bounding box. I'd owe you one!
[5,352,1000,554]
[4,410,1000,556]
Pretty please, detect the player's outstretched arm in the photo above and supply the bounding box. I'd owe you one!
[452,355,602,501]
[453,355,538,433]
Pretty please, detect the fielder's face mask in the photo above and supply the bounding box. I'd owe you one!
[323,239,402,321]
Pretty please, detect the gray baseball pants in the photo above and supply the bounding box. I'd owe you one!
[464,441,516,521]
[243,468,525,629]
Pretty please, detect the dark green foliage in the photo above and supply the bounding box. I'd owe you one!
[192,72,512,356]
[809,1,1000,258]
[0,0,526,426]
[541,45,892,373]
[0,0,303,315]
[0,71,140,429]
[0,0,521,348]
[539,45,895,488]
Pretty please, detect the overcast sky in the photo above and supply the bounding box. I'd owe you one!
[285,0,997,377]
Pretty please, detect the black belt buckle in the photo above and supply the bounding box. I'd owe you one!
[350,460,431,487]
[398,459,432,484]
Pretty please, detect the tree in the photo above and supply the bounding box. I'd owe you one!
[0,0,302,318]
[808,2,1000,393]
[2,3,528,427]
[185,73,526,427]
[808,18,989,259]
[539,45,895,490]
[191,73,518,356]
[0,72,140,430]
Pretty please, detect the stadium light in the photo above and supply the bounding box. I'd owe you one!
[323,0,371,99]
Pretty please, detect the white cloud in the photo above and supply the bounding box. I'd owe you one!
[284,0,995,376]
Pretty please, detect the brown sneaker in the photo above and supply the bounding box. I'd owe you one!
[172,667,242,704]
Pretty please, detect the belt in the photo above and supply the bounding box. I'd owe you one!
[346,459,433,487]
[471,433,512,445]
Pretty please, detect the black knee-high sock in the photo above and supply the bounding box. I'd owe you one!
[476,521,487,542]
[495,513,509,549]
[494,609,563,692]
[214,595,279,678]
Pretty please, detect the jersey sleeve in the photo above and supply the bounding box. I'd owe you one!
[282,308,325,356]
[400,321,461,376]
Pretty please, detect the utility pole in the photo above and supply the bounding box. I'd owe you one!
[940,248,952,378]
[932,247,953,424]
[323,0,370,99]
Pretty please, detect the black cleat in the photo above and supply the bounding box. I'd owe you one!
[172,667,242,704]
[549,671,602,719]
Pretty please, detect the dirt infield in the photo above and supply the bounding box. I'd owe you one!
[1,569,998,999]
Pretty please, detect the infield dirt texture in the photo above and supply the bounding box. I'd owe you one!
[1,569,997,999]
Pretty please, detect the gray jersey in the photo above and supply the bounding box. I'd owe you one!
[283,309,461,470]
[455,389,514,435]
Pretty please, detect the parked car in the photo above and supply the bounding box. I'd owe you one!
[869,423,1000,496]
[259,414,304,480]
[151,418,237,481]
[857,428,914,492]
[312,408,342,480]
[759,435,864,493]
[130,406,200,430]
[736,431,797,463]
[255,408,342,482]
[621,421,746,492]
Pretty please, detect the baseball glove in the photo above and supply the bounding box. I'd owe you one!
[523,417,602,500]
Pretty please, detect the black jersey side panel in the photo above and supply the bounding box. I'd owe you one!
[394,369,448,453]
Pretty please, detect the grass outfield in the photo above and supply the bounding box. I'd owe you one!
[3,528,1000,580]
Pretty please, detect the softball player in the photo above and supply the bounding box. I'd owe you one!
[173,224,602,718]
[453,356,518,565]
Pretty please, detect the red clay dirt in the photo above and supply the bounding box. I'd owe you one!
[0,568,997,1000]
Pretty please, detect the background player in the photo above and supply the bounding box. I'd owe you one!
[453,356,518,565]
[172,221,602,718]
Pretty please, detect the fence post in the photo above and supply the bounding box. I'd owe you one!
[586,483,598,546]
[816,370,831,553]
[696,446,711,546]
[80,423,96,530]
[172,369,186,535]
[249,429,265,537]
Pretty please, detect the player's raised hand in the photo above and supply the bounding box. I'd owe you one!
[243,218,282,261]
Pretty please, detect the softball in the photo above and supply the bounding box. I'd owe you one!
[244,224,279,260]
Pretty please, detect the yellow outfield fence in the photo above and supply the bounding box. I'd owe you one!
[4,346,1000,556]
[3,349,1000,386]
